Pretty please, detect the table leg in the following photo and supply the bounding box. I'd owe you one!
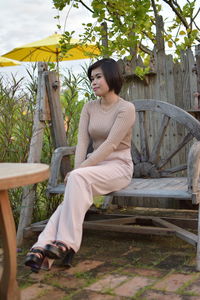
[0,190,20,300]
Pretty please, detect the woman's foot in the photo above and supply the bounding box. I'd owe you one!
[24,248,45,273]
[44,241,68,259]
[62,248,75,268]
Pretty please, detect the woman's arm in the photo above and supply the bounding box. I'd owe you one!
[74,103,90,168]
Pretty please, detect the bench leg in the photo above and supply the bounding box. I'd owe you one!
[197,204,200,271]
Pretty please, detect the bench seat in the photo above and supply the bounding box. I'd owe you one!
[112,177,190,199]
[48,177,191,199]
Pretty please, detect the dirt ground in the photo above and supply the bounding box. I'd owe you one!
[1,207,200,299]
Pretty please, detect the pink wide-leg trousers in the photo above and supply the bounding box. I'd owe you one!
[33,149,133,252]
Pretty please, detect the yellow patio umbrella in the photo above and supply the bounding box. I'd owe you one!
[2,33,100,65]
[0,56,20,67]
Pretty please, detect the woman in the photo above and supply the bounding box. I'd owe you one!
[25,58,136,272]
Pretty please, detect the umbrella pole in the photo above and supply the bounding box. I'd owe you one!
[56,51,59,73]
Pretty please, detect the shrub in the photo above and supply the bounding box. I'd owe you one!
[0,64,94,225]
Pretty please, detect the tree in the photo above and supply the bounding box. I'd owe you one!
[53,0,200,65]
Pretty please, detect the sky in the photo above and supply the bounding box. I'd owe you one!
[0,0,94,81]
[0,0,199,82]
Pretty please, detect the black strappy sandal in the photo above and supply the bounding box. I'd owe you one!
[62,248,75,268]
[24,248,45,273]
[44,241,68,259]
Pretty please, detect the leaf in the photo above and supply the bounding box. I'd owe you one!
[53,0,199,60]
[179,30,186,35]
[191,29,199,35]
[168,41,173,48]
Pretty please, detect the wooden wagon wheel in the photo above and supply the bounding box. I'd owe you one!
[132,99,200,178]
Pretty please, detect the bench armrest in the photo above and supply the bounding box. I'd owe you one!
[47,146,76,190]
[187,141,200,204]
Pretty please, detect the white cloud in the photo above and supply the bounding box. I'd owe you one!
[0,0,94,53]
[1,0,59,53]
[0,0,94,79]
[1,0,199,81]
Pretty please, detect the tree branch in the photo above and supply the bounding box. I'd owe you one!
[106,1,123,26]
[139,43,153,55]
[79,0,113,23]
[79,0,94,14]
[151,0,158,18]
[190,6,200,28]
[141,30,155,43]
[194,20,200,32]
[163,0,189,29]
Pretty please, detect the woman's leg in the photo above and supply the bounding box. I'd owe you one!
[55,159,132,252]
[33,154,132,253]
[32,203,63,249]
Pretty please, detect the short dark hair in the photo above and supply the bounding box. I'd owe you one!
[87,58,123,95]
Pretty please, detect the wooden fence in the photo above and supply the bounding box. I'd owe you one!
[121,48,197,109]
[115,18,200,208]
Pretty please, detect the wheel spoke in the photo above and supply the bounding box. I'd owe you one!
[157,132,193,169]
[139,111,149,162]
[160,164,187,176]
[131,141,141,164]
[149,114,170,164]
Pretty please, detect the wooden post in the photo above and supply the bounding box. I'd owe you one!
[128,25,138,73]
[155,15,165,53]
[45,72,67,148]
[197,203,200,271]
[195,45,200,108]
[153,15,167,100]
[16,62,47,246]
[101,22,108,58]
[45,71,70,176]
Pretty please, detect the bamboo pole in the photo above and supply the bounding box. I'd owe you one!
[17,62,47,246]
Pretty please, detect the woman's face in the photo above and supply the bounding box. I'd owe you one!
[90,67,109,97]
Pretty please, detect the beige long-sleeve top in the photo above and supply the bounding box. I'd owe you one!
[74,97,136,169]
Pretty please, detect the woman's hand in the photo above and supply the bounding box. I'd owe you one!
[64,172,71,184]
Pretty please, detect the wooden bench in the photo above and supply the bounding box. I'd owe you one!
[33,99,200,270]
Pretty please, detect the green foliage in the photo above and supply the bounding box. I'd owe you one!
[59,31,76,59]
[52,0,200,61]
[60,71,85,146]
[47,62,57,71]
[165,0,200,56]
[0,65,92,224]
[53,0,73,10]
[0,69,37,223]
[60,64,94,146]
[83,0,152,58]
[0,75,35,162]
[135,66,151,79]
[79,63,96,101]
[93,195,104,208]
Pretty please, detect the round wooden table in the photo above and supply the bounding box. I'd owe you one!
[0,163,49,300]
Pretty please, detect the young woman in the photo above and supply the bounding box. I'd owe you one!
[25,58,136,272]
